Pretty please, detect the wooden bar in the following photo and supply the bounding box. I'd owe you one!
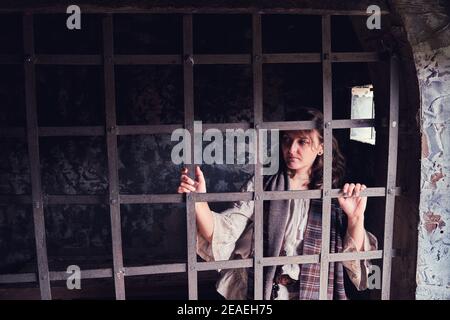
[0,51,381,66]
[262,255,320,266]
[114,54,181,65]
[192,192,254,203]
[119,194,183,204]
[260,120,317,130]
[35,54,102,65]
[0,6,390,15]
[196,259,253,271]
[319,14,333,300]
[0,273,37,283]
[124,263,186,276]
[0,187,399,206]
[49,268,113,281]
[252,13,264,300]
[183,14,198,300]
[195,54,251,64]
[381,56,399,300]
[331,119,375,129]
[23,13,52,300]
[328,250,383,262]
[39,126,105,136]
[102,14,126,300]
[262,190,322,200]
[0,119,379,139]
[46,195,106,205]
[263,53,321,64]
[328,187,401,198]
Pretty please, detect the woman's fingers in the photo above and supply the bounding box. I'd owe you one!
[343,183,349,195]
[361,184,367,197]
[180,174,195,186]
[354,183,361,197]
[180,182,196,192]
[347,183,356,197]
[178,167,197,193]
[341,182,368,197]
[177,186,191,194]
[178,166,207,193]
[195,165,205,183]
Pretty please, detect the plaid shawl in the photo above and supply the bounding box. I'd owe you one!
[247,169,347,300]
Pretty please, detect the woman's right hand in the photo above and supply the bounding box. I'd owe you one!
[177,165,207,194]
[178,166,213,242]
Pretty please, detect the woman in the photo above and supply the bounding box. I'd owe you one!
[177,108,377,300]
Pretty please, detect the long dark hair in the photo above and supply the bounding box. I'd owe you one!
[279,108,346,189]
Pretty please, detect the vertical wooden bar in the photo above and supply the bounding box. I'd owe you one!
[252,13,264,300]
[381,56,399,300]
[183,14,198,300]
[102,14,126,300]
[23,12,52,300]
[319,14,333,300]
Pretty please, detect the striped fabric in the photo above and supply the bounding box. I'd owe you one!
[298,198,347,300]
[247,169,347,300]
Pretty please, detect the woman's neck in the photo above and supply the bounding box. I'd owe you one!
[287,168,311,181]
[287,168,311,190]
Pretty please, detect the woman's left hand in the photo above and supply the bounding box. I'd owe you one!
[337,183,367,222]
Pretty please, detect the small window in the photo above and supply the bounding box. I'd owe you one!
[350,85,376,145]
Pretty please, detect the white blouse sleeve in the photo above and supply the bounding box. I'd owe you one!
[342,230,379,291]
[196,176,255,262]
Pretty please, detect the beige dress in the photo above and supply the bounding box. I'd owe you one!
[196,178,378,300]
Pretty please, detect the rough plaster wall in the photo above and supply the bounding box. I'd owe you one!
[392,0,450,300]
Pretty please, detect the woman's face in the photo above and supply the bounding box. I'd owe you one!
[281,130,323,173]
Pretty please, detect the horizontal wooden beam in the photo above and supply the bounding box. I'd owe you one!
[0,5,390,15]
[328,250,383,262]
[49,268,113,281]
[196,259,253,271]
[39,126,105,136]
[114,54,181,65]
[262,254,320,266]
[0,52,382,65]
[124,263,186,276]
[36,54,102,65]
[195,54,251,64]
[119,194,184,204]
[0,187,401,205]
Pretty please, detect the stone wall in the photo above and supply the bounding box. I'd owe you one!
[391,0,450,300]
